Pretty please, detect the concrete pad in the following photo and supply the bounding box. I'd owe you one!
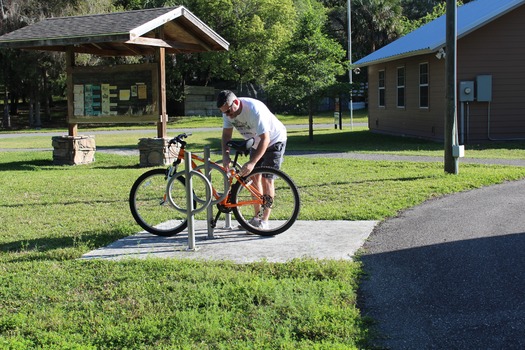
[81,220,378,263]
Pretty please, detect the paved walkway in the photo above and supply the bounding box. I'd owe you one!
[359,178,525,349]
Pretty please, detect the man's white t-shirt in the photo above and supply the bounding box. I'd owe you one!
[223,97,287,149]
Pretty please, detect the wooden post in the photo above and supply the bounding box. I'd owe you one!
[65,49,78,137]
[135,43,172,167]
[155,43,167,138]
[444,0,458,174]
[54,48,94,165]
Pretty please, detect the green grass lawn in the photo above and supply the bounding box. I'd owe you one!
[2,120,525,348]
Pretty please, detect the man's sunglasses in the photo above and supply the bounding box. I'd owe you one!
[223,102,234,114]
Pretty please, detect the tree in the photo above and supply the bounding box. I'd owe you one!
[321,0,405,104]
[400,0,473,21]
[401,0,443,20]
[267,7,347,140]
[126,0,296,102]
[352,0,404,55]
[400,0,464,35]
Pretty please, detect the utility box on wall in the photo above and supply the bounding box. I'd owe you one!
[459,81,475,102]
[477,75,492,102]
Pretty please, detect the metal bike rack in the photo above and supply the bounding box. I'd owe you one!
[185,150,211,251]
[205,147,235,231]
[168,150,212,251]
[169,147,231,251]
[204,147,214,239]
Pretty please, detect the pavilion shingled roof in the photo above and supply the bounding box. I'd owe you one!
[0,6,229,56]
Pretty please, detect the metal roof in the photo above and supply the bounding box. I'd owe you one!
[354,0,525,67]
[0,6,229,56]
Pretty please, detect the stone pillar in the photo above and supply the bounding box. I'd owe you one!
[52,135,96,165]
[138,137,177,167]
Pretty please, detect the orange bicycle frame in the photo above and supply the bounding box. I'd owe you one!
[174,146,264,209]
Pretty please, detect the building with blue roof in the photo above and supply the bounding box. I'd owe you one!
[354,0,525,143]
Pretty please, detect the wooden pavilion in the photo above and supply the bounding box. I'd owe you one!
[0,6,229,165]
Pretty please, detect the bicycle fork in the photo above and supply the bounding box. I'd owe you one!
[159,164,178,206]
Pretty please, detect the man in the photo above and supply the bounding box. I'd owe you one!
[217,90,287,230]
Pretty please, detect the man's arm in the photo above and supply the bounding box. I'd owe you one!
[240,132,270,176]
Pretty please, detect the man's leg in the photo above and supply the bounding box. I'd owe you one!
[261,176,274,222]
[255,142,285,225]
[251,174,262,219]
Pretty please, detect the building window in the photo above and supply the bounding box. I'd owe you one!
[378,70,385,107]
[419,63,429,108]
[397,67,405,108]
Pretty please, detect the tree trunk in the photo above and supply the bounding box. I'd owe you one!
[43,68,51,121]
[29,97,34,127]
[308,98,314,142]
[1,67,10,127]
[2,89,10,128]
[35,100,42,129]
[9,92,18,115]
[29,81,42,128]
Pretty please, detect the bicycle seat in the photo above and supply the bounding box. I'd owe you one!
[227,138,255,152]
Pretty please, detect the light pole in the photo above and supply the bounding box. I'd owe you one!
[348,0,353,130]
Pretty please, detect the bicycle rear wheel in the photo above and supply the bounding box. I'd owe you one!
[231,167,300,236]
[129,168,188,236]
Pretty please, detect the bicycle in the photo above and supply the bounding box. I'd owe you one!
[129,133,300,236]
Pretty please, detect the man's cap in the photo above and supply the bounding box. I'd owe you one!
[216,90,237,108]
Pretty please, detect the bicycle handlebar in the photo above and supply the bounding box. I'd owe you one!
[168,132,249,159]
[168,133,192,148]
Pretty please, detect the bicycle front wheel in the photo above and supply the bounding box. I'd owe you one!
[231,167,300,236]
[129,168,188,236]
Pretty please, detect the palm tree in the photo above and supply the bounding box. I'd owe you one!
[352,0,404,54]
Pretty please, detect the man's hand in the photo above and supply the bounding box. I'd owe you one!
[239,161,255,177]
[221,127,234,172]
[238,132,269,176]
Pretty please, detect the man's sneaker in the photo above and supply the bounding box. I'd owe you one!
[237,217,260,230]
[259,220,269,230]
[248,217,261,227]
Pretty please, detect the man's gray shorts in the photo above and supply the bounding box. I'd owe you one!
[252,141,286,170]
